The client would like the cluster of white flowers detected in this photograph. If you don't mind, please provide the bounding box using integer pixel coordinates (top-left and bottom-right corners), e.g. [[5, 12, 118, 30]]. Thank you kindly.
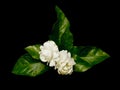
[[39, 40, 76, 75]]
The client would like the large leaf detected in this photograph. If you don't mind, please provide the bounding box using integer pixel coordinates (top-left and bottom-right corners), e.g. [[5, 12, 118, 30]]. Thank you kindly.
[[49, 6, 73, 51], [12, 53, 48, 77], [72, 46, 110, 72], [25, 44, 40, 60]]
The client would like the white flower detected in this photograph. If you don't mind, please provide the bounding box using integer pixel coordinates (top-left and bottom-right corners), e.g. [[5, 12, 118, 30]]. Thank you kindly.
[[39, 40, 76, 75], [55, 50, 76, 75], [39, 40, 59, 67]]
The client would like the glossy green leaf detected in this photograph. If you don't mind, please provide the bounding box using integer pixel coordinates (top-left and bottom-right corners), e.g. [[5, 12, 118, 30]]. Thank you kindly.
[[72, 46, 110, 72], [12, 53, 48, 77], [25, 44, 40, 60], [49, 6, 73, 51]]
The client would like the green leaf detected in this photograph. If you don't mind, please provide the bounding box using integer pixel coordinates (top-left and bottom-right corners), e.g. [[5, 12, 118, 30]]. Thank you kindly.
[[25, 44, 40, 60], [49, 6, 73, 51], [12, 53, 49, 77], [72, 46, 110, 72], [73, 55, 91, 72]]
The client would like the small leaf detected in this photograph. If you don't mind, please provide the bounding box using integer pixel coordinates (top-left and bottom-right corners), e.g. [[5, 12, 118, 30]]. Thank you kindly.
[[72, 46, 110, 72], [49, 6, 73, 51], [12, 53, 49, 77], [73, 55, 91, 72], [25, 44, 40, 60]]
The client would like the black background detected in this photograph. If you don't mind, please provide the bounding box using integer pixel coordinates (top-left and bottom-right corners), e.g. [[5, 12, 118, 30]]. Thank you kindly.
[[1, 0, 118, 88]]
